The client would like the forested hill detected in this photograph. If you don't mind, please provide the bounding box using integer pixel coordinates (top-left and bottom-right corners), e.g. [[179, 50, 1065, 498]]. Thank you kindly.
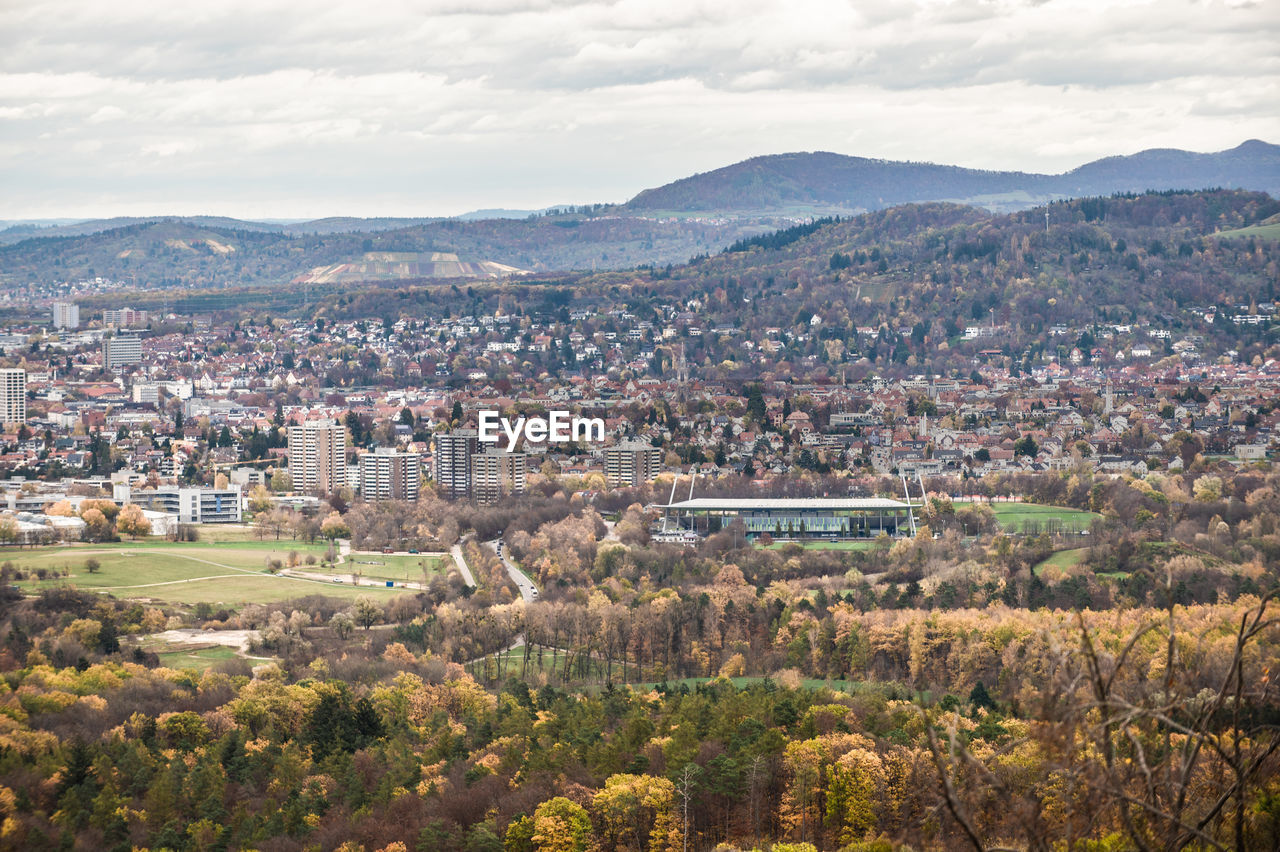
[[313, 190, 1280, 377], [512, 189, 1280, 377], [623, 140, 1280, 216]]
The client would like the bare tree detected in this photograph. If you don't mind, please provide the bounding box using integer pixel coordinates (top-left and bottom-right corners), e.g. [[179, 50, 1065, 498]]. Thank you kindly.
[[925, 584, 1279, 851], [676, 762, 701, 852]]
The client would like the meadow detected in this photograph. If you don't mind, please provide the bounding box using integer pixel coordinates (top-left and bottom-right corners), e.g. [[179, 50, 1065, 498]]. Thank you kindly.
[[2, 539, 416, 605], [971, 501, 1102, 533]]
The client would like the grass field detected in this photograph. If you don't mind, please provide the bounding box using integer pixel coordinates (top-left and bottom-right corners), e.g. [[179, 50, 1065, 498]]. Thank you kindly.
[[1033, 547, 1088, 577], [5, 541, 413, 606], [978, 502, 1102, 533], [156, 645, 241, 670], [346, 553, 447, 584], [1214, 222, 1280, 241]]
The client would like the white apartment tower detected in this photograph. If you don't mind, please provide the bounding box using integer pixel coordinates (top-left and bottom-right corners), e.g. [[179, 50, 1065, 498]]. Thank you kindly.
[[52, 302, 79, 329], [0, 369, 26, 425], [287, 420, 347, 495]]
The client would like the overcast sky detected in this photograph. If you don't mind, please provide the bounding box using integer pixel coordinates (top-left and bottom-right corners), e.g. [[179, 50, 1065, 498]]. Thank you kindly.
[[2, 0, 1277, 220]]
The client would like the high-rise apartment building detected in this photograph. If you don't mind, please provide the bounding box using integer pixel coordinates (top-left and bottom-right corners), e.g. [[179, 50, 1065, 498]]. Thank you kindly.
[[358, 448, 421, 502], [471, 449, 527, 504], [287, 420, 347, 495], [103, 334, 143, 372], [433, 429, 478, 499], [0, 369, 26, 425], [52, 302, 79, 329], [604, 441, 663, 487]]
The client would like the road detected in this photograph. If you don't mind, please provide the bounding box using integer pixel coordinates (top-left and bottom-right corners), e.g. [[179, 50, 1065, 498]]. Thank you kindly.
[[485, 539, 538, 603], [450, 544, 477, 588]]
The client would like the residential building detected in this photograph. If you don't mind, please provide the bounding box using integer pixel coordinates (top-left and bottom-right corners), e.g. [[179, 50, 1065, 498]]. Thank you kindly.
[[471, 449, 527, 504], [103, 307, 149, 328], [52, 302, 79, 329], [604, 441, 663, 487], [287, 420, 346, 495], [358, 447, 421, 502], [434, 429, 478, 499], [0, 369, 25, 425]]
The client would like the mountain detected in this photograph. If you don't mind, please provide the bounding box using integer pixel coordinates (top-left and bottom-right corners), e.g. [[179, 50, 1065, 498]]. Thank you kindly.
[[0, 215, 288, 245], [624, 140, 1280, 216], [4, 142, 1276, 293], [0, 215, 455, 245], [0, 214, 764, 292]]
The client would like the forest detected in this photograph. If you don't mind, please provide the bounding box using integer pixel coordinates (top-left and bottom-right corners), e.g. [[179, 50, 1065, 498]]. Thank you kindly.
[[1, 466, 1278, 850]]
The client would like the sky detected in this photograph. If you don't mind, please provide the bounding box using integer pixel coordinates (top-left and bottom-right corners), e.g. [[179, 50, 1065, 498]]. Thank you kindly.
[[2, 0, 1278, 220]]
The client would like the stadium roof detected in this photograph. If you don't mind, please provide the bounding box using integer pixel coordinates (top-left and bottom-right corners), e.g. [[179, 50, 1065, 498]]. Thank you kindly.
[[663, 497, 911, 511]]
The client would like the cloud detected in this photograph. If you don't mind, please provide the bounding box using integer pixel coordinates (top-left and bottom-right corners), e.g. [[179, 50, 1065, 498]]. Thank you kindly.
[[0, 0, 1277, 217]]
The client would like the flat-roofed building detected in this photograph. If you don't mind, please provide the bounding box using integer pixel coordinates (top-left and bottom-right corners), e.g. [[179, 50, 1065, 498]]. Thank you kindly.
[[103, 334, 142, 372], [52, 302, 79, 329], [287, 420, 346, 495], [103, 307, 148, 328], [358, 447, 421, 502], [604, 441, 662, 487], [125, 485, 243, 524], [471, 449, 527, 504], [434, 429, 479, 499], [0, 369, 25, 425]]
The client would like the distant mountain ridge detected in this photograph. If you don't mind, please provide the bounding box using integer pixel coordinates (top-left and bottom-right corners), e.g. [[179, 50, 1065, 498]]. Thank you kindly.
[[2, 141, 1277, 291], [623, 140, 1280, 215]]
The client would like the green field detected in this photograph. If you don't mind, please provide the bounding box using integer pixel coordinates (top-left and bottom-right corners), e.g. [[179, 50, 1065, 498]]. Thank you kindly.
[[346, 553, 447, 584], [1214, 222, 1280, 241], [4, 542, 413, 606], [1033, 547, 1088, 577], [980, 502, 1101, 533], [156, 645, 241, 670]]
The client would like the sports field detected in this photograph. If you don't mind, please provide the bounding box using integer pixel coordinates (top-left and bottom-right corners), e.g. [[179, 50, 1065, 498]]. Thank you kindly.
[[345, 552, 448, 584], [966, 501, 1101, 533], [3, 540, 414, 605]]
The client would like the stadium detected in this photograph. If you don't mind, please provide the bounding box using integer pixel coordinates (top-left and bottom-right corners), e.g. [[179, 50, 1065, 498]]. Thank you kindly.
[[659, 497, 918, 540]]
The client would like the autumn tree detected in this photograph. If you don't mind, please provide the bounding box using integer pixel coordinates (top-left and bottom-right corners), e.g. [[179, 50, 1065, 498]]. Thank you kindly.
[[116, 503, 152, 539], [353, 597, 382, 630], [320, 512, 350, 542], [248, 484, 273, 515], [592, 773, 678, 852], [80, 508, 112, 542]]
